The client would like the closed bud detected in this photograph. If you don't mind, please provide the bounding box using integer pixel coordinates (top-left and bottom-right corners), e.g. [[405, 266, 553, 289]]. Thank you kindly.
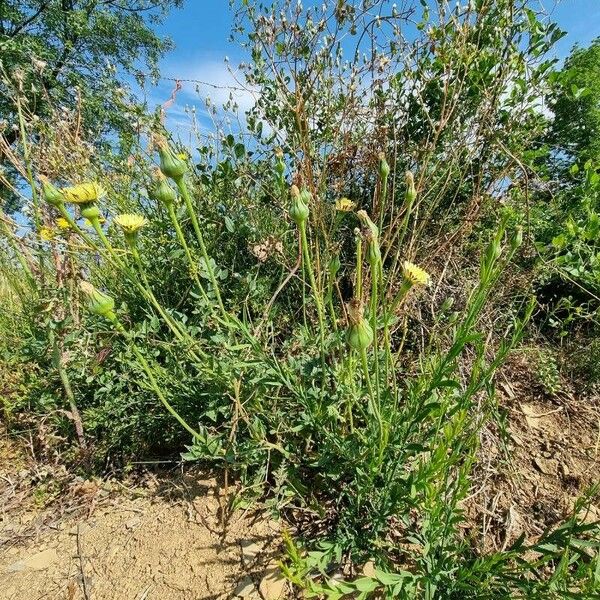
[[80, 204, 101, 221], [405, 171, 417, 203], [39, 176, 64, 207], [148, 169, 177, 206], [346, 299, 373, 351], [156, 136, 187, 181], [357, 210, 381, 268], [80, 281, 115, 318], [440, 296, 454, 313], [275, 148, 285, 177], [511, 226, 523, 251], [378, 152, 390, 180], [289, 186, 310, 226], [448, 311, 460, 325]]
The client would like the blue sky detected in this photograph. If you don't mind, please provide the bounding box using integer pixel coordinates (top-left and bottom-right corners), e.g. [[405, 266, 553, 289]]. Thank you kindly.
[[145, 0, 600, 136]]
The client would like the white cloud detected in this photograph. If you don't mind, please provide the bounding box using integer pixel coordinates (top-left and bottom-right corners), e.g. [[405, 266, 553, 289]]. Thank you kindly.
[[155, 57, 258, 134]]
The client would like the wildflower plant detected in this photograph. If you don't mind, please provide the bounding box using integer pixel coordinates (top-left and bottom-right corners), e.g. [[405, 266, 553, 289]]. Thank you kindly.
[[1, 1, 598, 598]]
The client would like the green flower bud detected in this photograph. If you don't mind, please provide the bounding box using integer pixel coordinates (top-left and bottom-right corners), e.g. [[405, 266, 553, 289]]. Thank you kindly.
[[80, 281, 115, 318], [80, 204, 101, 221], [289, 185, 310, 226], [346, 300, 373, 351], [511, 226, 523, 251], [378, 152, 390, 180], [328, 253, 341, 278], [347, 319, 374, 351], [357, 210, 381, 268], [275, 148, 285, 177], [156, 136, 187, 181], [405, 171, 417, 204], [148, 169, 177, 207], [39, 176, 64, 207]]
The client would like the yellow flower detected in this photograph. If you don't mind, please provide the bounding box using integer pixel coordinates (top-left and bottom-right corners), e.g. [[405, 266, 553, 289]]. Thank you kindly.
[[39, 226, 56, 241], [56, 217, 70, 230], [62, 182, 106, 204], [114, 213, 148, 234], [335, 197, 356, 212], [402, 261, 430, 286]]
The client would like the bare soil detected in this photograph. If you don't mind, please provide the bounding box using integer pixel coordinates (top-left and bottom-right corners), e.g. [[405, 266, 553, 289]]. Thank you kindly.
[[0, 446, 285, 600], [464, 354, 600, 552], [1, 355, 598, 599]]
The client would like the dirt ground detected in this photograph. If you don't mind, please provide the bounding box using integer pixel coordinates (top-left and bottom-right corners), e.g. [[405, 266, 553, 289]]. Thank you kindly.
[[0, 450, 287, 600], [464, 354, 600, 552], [1, 355, 598, 600]]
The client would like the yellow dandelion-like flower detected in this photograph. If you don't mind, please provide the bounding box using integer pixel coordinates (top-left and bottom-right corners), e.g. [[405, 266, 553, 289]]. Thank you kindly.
[[39, 226, 56, 241], [62, 182, 106, 204], [335, 197, 356, 212], [114, 213, 148, 234], [403, 261, 430, 286], [56, 217, 70, 230]]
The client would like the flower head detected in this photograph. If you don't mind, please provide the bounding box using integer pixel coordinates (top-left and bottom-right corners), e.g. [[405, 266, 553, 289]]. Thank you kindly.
[[62, 182, 106, 205], [39, 226, 56, 241], [80, 281, 115, 318], [56, 217, 70, 230], [335, 197, 356, 212], [402, 261, 430, 286], [114, 213, 148, 235]]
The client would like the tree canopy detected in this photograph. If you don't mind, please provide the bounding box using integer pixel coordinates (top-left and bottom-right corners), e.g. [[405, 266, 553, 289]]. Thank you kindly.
[[550, 36, 600, 166], [0, 0, 182, 208]]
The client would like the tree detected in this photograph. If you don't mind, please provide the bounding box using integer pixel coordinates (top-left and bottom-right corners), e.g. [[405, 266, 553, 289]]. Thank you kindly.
[[549, 37, 600, 167], [0, 0, 183, 208]]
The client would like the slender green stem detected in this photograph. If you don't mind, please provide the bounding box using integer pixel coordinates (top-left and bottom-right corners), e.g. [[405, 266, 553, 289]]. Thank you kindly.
[[109, 315, 201, 440], [166, 203, 210, 304], [378, 174, 388, 233], [175, 178, 226, 315], [355, 236, 363, 300], [59, 206, 192, 347], [50, 327, 85, 448], [370, 260, 381, 407], [359, 347, 374, 401], [299, 221, 326, 368], [360, 345, 386, 469]]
